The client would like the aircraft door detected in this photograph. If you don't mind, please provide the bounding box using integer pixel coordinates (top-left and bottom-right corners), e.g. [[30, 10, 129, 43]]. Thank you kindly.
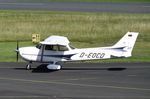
[[42, 45, 69, 62]]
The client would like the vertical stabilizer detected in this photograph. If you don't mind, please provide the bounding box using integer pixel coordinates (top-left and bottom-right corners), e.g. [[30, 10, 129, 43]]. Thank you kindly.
[[112, 32, 139, 57]]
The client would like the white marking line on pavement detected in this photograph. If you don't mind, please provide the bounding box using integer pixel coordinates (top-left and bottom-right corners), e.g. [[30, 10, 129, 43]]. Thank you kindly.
[[142, 6, 150, 8], [0, 96, 49, 98], [0, 77, 150, 91]]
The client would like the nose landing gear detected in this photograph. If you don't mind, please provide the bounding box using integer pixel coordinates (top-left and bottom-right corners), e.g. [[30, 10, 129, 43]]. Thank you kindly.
[[26, 62, 32, 70]]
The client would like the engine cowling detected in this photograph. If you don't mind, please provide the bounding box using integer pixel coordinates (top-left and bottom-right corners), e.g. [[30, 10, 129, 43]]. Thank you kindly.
[[47, 64, 61, 70]]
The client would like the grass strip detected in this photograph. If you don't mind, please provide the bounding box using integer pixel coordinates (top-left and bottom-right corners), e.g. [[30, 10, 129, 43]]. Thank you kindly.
[[0, 10, 149, 62], [16, 0, 150, 3]]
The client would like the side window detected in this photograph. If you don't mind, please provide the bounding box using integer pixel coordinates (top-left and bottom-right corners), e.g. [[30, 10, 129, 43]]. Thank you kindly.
[[52, 45, 58, 51], [44, 45, 68, 51], [58, 45, 68, 51], [45, 45, 58, 51]]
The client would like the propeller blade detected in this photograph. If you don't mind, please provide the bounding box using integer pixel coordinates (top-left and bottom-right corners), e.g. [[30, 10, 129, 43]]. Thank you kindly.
[[16, 40, 19, 62], [17, 51, 19, 62]]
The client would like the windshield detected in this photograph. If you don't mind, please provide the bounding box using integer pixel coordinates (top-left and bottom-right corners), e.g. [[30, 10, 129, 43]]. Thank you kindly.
[[36, 44, 42, 49]]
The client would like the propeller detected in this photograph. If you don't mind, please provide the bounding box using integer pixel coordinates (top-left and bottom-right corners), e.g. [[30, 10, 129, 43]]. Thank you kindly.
[[15, 40, 19, 62]]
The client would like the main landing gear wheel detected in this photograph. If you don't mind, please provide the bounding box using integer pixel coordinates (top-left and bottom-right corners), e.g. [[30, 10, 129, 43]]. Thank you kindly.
[[26, 64, 31, 70]]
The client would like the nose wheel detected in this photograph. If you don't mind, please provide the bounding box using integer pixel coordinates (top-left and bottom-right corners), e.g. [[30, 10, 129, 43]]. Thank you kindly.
[[26, 64, 31, 70], [26, 62, 32, 70]]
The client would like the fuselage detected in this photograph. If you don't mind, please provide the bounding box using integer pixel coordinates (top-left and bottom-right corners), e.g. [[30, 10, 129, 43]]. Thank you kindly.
[[18, 45, 126, 63]]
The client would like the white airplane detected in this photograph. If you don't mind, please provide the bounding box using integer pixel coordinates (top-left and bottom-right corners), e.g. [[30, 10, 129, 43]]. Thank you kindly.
[[16, 32, 138, 70]]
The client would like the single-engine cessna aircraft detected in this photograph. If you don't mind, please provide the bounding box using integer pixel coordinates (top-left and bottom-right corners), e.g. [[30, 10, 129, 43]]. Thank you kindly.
[[16, 32, 138, 70]]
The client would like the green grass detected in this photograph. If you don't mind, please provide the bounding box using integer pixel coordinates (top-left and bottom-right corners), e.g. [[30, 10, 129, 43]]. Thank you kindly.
[[0, 10, 150, 62], [16, 0, 150, 3], [0, 41, 34, 62]]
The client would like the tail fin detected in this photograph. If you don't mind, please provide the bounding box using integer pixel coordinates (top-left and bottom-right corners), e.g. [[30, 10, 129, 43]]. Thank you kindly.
[[112, 32, 139, 57]]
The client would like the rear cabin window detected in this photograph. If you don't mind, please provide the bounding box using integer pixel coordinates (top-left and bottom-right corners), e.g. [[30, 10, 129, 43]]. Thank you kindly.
[[58, 45, 68, 51], [45, 45, 68, 51]]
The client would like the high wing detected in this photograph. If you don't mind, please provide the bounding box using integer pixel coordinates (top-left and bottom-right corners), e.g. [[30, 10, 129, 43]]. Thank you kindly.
[[40, 35, 70, 46]]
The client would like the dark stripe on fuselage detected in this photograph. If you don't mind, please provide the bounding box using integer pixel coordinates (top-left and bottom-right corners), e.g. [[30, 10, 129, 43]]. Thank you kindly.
[[44, 54, 76, 60], [22, 53, 76, 60]]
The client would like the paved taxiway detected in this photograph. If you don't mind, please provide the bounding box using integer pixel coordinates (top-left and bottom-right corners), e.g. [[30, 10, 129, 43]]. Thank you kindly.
[[0, 62, 149, 99], [0, 1, 150, 13]]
